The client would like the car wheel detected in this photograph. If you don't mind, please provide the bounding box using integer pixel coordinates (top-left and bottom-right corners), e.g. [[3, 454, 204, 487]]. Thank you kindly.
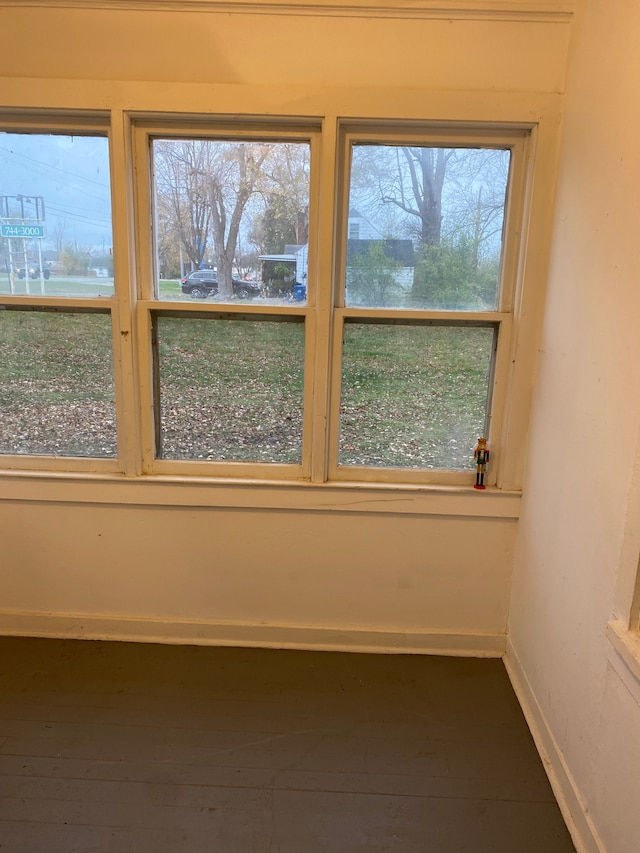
[[189, 285, 208, 299], [235, 285, 252, 299], [44, 270, 51, 279]]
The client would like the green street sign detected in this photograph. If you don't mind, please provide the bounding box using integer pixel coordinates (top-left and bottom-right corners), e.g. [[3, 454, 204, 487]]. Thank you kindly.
[[1, 224, 45, 238]]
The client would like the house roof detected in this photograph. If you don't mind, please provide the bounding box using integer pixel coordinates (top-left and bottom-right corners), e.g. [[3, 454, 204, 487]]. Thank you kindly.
[[258, 254, 296, 262]]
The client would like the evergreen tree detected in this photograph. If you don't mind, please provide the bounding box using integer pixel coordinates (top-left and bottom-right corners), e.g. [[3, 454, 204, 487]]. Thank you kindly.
[[346, 242, 403, 307], [412, 236, 500, 310]]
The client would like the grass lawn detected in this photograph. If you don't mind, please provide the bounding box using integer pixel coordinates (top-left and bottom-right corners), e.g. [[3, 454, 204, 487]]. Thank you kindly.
[[158, 279, 183, 300], [0, 275, 258, 302], [156, 317, 305, 463], [340, 324, 492, 469], [0, 274, 115, 299], [0, 311, 116, 457], [0, 308, 493, 469]]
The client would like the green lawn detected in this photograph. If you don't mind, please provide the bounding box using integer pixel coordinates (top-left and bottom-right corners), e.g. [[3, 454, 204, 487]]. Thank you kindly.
[[0, 274, 180, 300], [0, 309, 493, 468], [0, 311, 116, 457], [340, 324, 493, 469], [156, 317, 305, 463], [0, 275, 245, 302], [0, 274, 115, 299]]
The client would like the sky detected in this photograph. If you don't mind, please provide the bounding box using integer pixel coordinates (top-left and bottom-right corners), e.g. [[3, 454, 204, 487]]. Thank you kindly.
[[0, 133, 508, 261], [0, 132, 113, 253]]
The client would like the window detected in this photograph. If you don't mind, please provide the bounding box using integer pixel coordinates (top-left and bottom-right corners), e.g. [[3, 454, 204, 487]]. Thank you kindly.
[[154, 315, 305, 464], [0, 114, 531, 489], [134, 124, 316, 479], [329, 125, 525, 485], [337, 322, 496, 471], [0, 121, 117, 469]]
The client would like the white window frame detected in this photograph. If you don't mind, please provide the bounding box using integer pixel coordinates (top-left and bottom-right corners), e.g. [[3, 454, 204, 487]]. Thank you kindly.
[[607, 429, 640, 685], [0, 111, 538, 494], [327, 122, 530, 487], [0, 113, 123, 474], [131, 118, 322, 481]]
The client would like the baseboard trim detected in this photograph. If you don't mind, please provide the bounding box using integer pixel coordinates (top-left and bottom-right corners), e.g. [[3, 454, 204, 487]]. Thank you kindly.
[[0, 610, 506, 657], [504, 639, 606, 853]]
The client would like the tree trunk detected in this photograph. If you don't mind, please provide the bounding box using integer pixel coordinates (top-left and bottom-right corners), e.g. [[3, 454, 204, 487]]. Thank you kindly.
[[416, 148, 446, 245], [209, 145, 270, 299]]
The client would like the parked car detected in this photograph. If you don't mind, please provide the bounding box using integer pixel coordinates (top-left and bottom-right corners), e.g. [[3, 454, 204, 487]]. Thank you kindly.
[[16, 265, 51, 280], [180, 270, 260, 300]]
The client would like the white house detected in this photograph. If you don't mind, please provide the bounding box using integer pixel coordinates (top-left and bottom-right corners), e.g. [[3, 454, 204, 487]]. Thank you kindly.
[[259, 209, 413, 296]]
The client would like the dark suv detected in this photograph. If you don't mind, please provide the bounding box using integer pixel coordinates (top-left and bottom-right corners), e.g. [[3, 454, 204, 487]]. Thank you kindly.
[[180, 270, 260, 300], [17, 265, 51, 280]]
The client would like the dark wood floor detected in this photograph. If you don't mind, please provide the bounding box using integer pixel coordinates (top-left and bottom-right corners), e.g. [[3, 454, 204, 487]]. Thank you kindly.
[[0, 637, 576, 853]]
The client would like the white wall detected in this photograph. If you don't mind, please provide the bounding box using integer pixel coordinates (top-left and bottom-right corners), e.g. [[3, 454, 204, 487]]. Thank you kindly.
[[0, 4, 570, 92], [0, 2, 569, 652], [0, 500, 515, 651], [507, 2, 640, 851], [6, 4, 640, 848]]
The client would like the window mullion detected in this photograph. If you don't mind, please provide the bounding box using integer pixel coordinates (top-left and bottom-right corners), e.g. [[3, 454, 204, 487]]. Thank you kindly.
[[308, 115, 338, 484], [136, 305, 156, 473], [326, 313, 345, 478], [110, 109, 143, 476]]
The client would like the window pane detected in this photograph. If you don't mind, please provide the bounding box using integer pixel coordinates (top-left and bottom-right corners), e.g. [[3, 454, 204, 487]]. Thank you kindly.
[[156, 317, 304, 463], [0, 133, 113, 297], [346, 145, 510, 310], [0, 310, 116, 456], [339, 324, 495, 469], [152, 139, 310, 305]]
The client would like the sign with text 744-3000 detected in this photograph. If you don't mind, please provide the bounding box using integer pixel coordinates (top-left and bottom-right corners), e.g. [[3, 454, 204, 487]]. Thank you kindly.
[[1, 224, 45, 238]]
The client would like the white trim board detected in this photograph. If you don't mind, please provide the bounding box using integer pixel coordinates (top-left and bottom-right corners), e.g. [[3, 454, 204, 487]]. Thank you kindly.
[[0, 1, 575, 24], [0, 610, 506, 657], [504, 639, 606, 853], [607, 619, 640, 689], [0, 473, 522, 518]]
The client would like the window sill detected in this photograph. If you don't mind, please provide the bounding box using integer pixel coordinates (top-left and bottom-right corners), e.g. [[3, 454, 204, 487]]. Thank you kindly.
[[0, 470, 521, 518], [607, 620, 640, 687]]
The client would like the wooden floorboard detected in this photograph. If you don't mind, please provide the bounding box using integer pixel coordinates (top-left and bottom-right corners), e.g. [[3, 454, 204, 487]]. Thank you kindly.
[[0, 637, 576, 852]]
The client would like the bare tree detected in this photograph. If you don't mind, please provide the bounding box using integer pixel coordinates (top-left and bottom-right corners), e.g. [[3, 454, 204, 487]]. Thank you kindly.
[[440, 149, 510, 267], [349, 144, 510, 310], [351, 145, 508, 255], [50, 218, 67, 254], [395, 147, 452, 244], [153, 139, 310, 294], [203, 143, 272, 297], [261, 143, 310, 244], [248, 144, 310, 260], [153, 141, 212, 270], [352, 146, 455, 246]]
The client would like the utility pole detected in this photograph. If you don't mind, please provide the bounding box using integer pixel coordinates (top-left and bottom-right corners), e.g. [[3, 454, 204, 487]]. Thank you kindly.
[[0, 194, 47, 294]]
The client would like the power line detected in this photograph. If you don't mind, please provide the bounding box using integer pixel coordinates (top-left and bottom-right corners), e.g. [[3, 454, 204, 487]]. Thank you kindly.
[[0, 142, 109, 188], [46, 203, 111, 227], [0, 200, 111, 229], [0, 148, 111, 206]]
